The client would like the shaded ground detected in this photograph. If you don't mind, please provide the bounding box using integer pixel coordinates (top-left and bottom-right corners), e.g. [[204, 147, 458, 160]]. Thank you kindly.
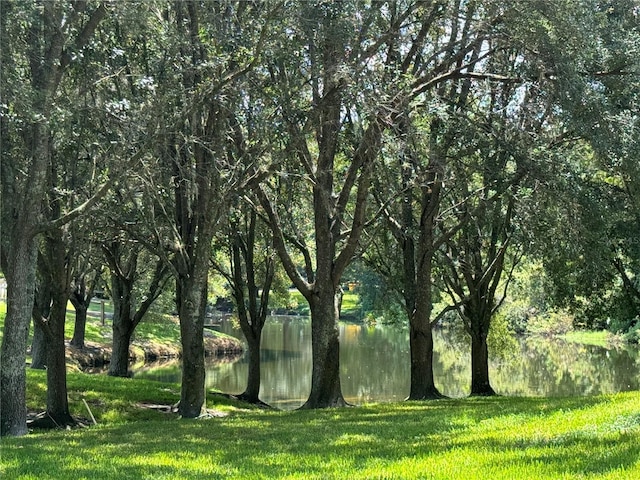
[[27, 331, 244, 430]]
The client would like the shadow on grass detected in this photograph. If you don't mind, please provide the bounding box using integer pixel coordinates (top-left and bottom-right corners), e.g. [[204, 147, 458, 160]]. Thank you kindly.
[[7, 392, 639, 479]]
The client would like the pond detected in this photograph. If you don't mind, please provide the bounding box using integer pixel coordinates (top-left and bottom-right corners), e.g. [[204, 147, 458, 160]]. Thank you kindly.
[[133, 316, 640, 409]]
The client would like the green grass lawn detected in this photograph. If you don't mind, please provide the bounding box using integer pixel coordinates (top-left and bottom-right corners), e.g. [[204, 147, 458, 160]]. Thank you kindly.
[[2, 300, 639, 478], [2, 369, 639, 479], [284, 289, 361, 318], [559, 330, 620, 348]]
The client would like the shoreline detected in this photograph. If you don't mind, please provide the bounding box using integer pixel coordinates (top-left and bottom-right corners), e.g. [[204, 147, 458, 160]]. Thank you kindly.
[[65, 330, 244, 370]]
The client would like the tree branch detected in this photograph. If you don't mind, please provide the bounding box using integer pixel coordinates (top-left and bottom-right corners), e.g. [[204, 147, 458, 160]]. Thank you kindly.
[[256, 185, 312, 298]]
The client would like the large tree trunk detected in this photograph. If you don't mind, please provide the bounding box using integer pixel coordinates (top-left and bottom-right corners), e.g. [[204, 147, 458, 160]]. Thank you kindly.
[[69, 305, 88, 349], [177, 280, 207, 418], [239, 331, 262, 403], [30, 321, 47, 369], [469, 321, 495, 396], [408, 224, 444, 398], [301, 289, 346, 409], [44, 301, 74, 427], [109, 323, 134, 377], [408, 320, 441, 400], [0, 239, 38, 437], [1, 103, 49, 436], [405, 200, 443, 399], [0, 1, 106, 437], [42, 233, 75, 427]]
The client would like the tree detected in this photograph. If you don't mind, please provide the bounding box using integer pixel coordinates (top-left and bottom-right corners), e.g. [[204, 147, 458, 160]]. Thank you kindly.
[[555, 1, 640, 335], [0, 0, 108, 436], [505, 0, 640, 338], [214, 205, 275, 405], [365, 0, 522, 400], [257, 2, 383, 408], [438, 39, 560, 396], [69, 264, 103, 349], [258, 1, 480, 408], [119, 0, 278, 418], [103, 237, 170, 377]]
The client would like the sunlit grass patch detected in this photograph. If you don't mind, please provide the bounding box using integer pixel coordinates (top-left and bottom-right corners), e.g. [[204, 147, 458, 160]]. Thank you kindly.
[[560, 330, 620, 348], [5, 369, 640, 479]]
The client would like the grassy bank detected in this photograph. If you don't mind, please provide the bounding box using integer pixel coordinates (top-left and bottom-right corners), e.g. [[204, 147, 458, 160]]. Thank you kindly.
[[275, 290, 361, 319], [0, 304, 242, 369], [2, 369, 639, 479], [559, 330, 623, 348]]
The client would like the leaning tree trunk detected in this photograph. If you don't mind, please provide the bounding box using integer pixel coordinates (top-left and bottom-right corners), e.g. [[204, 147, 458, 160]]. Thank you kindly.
[[469, 318, 496, 396], [301, 288, 347, 409]]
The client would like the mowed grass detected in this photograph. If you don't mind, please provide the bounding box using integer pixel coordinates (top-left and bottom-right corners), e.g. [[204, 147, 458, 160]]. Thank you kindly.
[[560, 330, 620, 348], [2, 369, 639, 479], [285, 290, 361, 318]]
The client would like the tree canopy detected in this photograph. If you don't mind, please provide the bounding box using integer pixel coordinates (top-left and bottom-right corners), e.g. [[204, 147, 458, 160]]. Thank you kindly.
[[1, 0, 639, 436]]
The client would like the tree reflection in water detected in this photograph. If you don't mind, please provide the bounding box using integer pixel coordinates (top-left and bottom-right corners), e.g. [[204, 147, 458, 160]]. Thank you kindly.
[[133, 317, 640, 409]]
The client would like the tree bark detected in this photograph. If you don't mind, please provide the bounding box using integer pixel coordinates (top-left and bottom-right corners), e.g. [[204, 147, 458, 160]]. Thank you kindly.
[[0, 239, 38, 436], [31, 267, 52, 368], [70, 271, 98, 349], [69, 304, 88, 349], [177, 279, 207, 418], [107, 268, 134, 377], [239, 332, 262, 403], [469, 326, 495, 396], [109, 323, 133, 377], [105, 246, 169, 377], [408, 321, 441, 400], [30, 320, 47, 369], [42, 232, 75, 426], [226, 210, 274, 405], [301, 289, 347, 409], [0, 0, 107, 437]]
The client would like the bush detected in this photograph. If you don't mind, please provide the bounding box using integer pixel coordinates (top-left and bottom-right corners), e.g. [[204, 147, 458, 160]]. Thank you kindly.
[[526, 308, 574, 335]]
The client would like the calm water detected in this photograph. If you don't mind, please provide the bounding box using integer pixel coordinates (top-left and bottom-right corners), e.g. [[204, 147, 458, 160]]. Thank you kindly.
[[134, 316, 640, 409]]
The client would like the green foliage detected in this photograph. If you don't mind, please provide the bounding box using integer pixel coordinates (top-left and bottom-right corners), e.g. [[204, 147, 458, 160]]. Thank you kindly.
[[499, 260, 577, 336], [500, 260, 555, 334], [526, 309, 575, 336], [623, 322, 640, 344], [487, 312, 518, 361], [348, 262, 403, 323]]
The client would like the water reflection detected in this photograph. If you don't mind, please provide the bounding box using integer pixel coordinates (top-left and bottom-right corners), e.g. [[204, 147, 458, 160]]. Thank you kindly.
[[133, 316, 640, 409]]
